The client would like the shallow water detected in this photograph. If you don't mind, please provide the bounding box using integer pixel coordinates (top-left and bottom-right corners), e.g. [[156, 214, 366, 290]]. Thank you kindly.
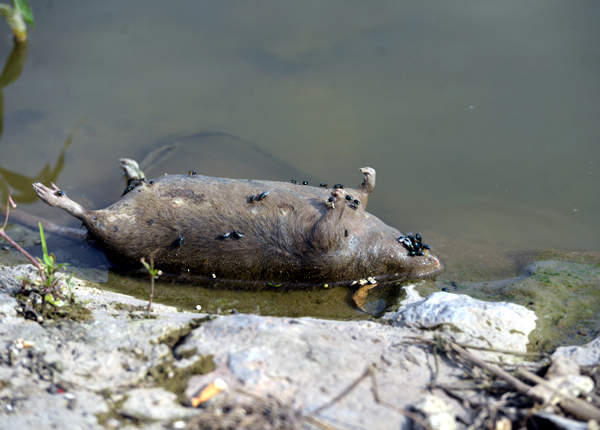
[[0, 2, 599, 320]]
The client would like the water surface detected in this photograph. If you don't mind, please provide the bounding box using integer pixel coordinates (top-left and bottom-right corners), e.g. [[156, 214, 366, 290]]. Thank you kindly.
[[0, 1, 598, 316]]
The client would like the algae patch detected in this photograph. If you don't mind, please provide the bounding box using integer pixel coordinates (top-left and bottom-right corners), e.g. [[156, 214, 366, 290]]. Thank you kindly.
[[148, 354, 215, 405], [15, 292, 92, 323], [435, 260, 600, 352], [149, 319, 216, 403]]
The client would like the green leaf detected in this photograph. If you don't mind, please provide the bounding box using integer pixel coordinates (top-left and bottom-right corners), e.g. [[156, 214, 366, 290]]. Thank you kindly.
[[38, 222, 48, 257], [44, 293, 62, 307], [43, 253, 53, 267], [12, 0, 33, 29]]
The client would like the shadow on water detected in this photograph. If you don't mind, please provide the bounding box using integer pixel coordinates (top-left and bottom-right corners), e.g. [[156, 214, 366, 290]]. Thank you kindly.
[[134, 131, 321, 185]]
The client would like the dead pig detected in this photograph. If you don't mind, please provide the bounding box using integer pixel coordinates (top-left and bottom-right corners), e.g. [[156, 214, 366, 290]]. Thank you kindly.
[[32, 163, 442, 287]]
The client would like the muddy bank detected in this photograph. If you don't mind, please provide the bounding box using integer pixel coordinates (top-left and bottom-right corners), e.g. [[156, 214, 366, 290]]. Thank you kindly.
[[1, 258, 600, 429]]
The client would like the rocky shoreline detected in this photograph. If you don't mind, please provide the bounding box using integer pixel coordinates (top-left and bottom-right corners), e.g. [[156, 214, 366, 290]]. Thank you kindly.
[[1, 264, 600, 430]]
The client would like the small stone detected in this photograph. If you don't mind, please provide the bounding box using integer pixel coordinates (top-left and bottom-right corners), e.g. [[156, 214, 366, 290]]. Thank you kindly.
[[104, 418, 121, 429], [110, 393, 124, 403], [121, 387, 195, 421], [413, 395, 458, 430]]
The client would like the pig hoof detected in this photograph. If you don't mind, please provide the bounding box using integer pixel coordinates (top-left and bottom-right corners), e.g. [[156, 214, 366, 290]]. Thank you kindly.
[[326, 188, 346, 209], [119, 158, 146, 183], [33, 182, 60, 206], [360, 167, 375, 180], [357, 167, 376, 203], [32, 182, 86, 219]]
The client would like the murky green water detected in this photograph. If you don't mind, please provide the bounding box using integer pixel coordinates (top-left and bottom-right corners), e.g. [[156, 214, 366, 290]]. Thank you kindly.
[[0, 2, 599, 324]]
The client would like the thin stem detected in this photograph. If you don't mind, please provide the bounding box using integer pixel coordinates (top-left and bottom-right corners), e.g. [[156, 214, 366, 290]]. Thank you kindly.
[[0, 5, 28, 43], [0, 229, 45, 282], [2, 189, 16, 230], [1, 190, 46, 283], [146, 257, 154, 318]]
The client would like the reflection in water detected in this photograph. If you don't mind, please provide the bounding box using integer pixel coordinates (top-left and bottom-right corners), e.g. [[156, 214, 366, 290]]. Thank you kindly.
[[0, 119, 83, 205], [0, 41, 27, 138], [0, 41, 86, 205]]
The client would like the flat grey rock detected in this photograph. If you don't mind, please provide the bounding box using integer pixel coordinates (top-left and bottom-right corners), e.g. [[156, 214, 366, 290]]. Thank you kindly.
[[0, 264, 40, 295], [177, 313, 466, 429], [0, 390, 108, 430]]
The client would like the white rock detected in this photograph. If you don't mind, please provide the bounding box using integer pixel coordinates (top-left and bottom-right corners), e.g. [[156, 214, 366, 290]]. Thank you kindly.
[[552, 336, 600, 367], [387, 291, 537, 363], [397, 284, 424, 310]]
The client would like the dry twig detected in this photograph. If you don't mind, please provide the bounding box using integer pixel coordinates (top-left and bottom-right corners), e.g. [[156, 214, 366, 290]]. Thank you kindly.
[[412, 334, 600, 424]]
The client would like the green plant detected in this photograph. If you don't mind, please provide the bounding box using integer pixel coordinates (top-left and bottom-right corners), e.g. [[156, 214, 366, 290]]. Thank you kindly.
[[140, 256, 162, 318], [0, 0, 33, 43], [37, 222, 74, 304], [17, 222, 75, 313], [1, 191, 75, 316]]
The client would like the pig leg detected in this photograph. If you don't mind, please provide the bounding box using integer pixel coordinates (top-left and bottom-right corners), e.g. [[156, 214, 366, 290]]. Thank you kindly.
[[32, 182, 87, 222], [355, 167, 375, 209], [309, 188, 347, 252]]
